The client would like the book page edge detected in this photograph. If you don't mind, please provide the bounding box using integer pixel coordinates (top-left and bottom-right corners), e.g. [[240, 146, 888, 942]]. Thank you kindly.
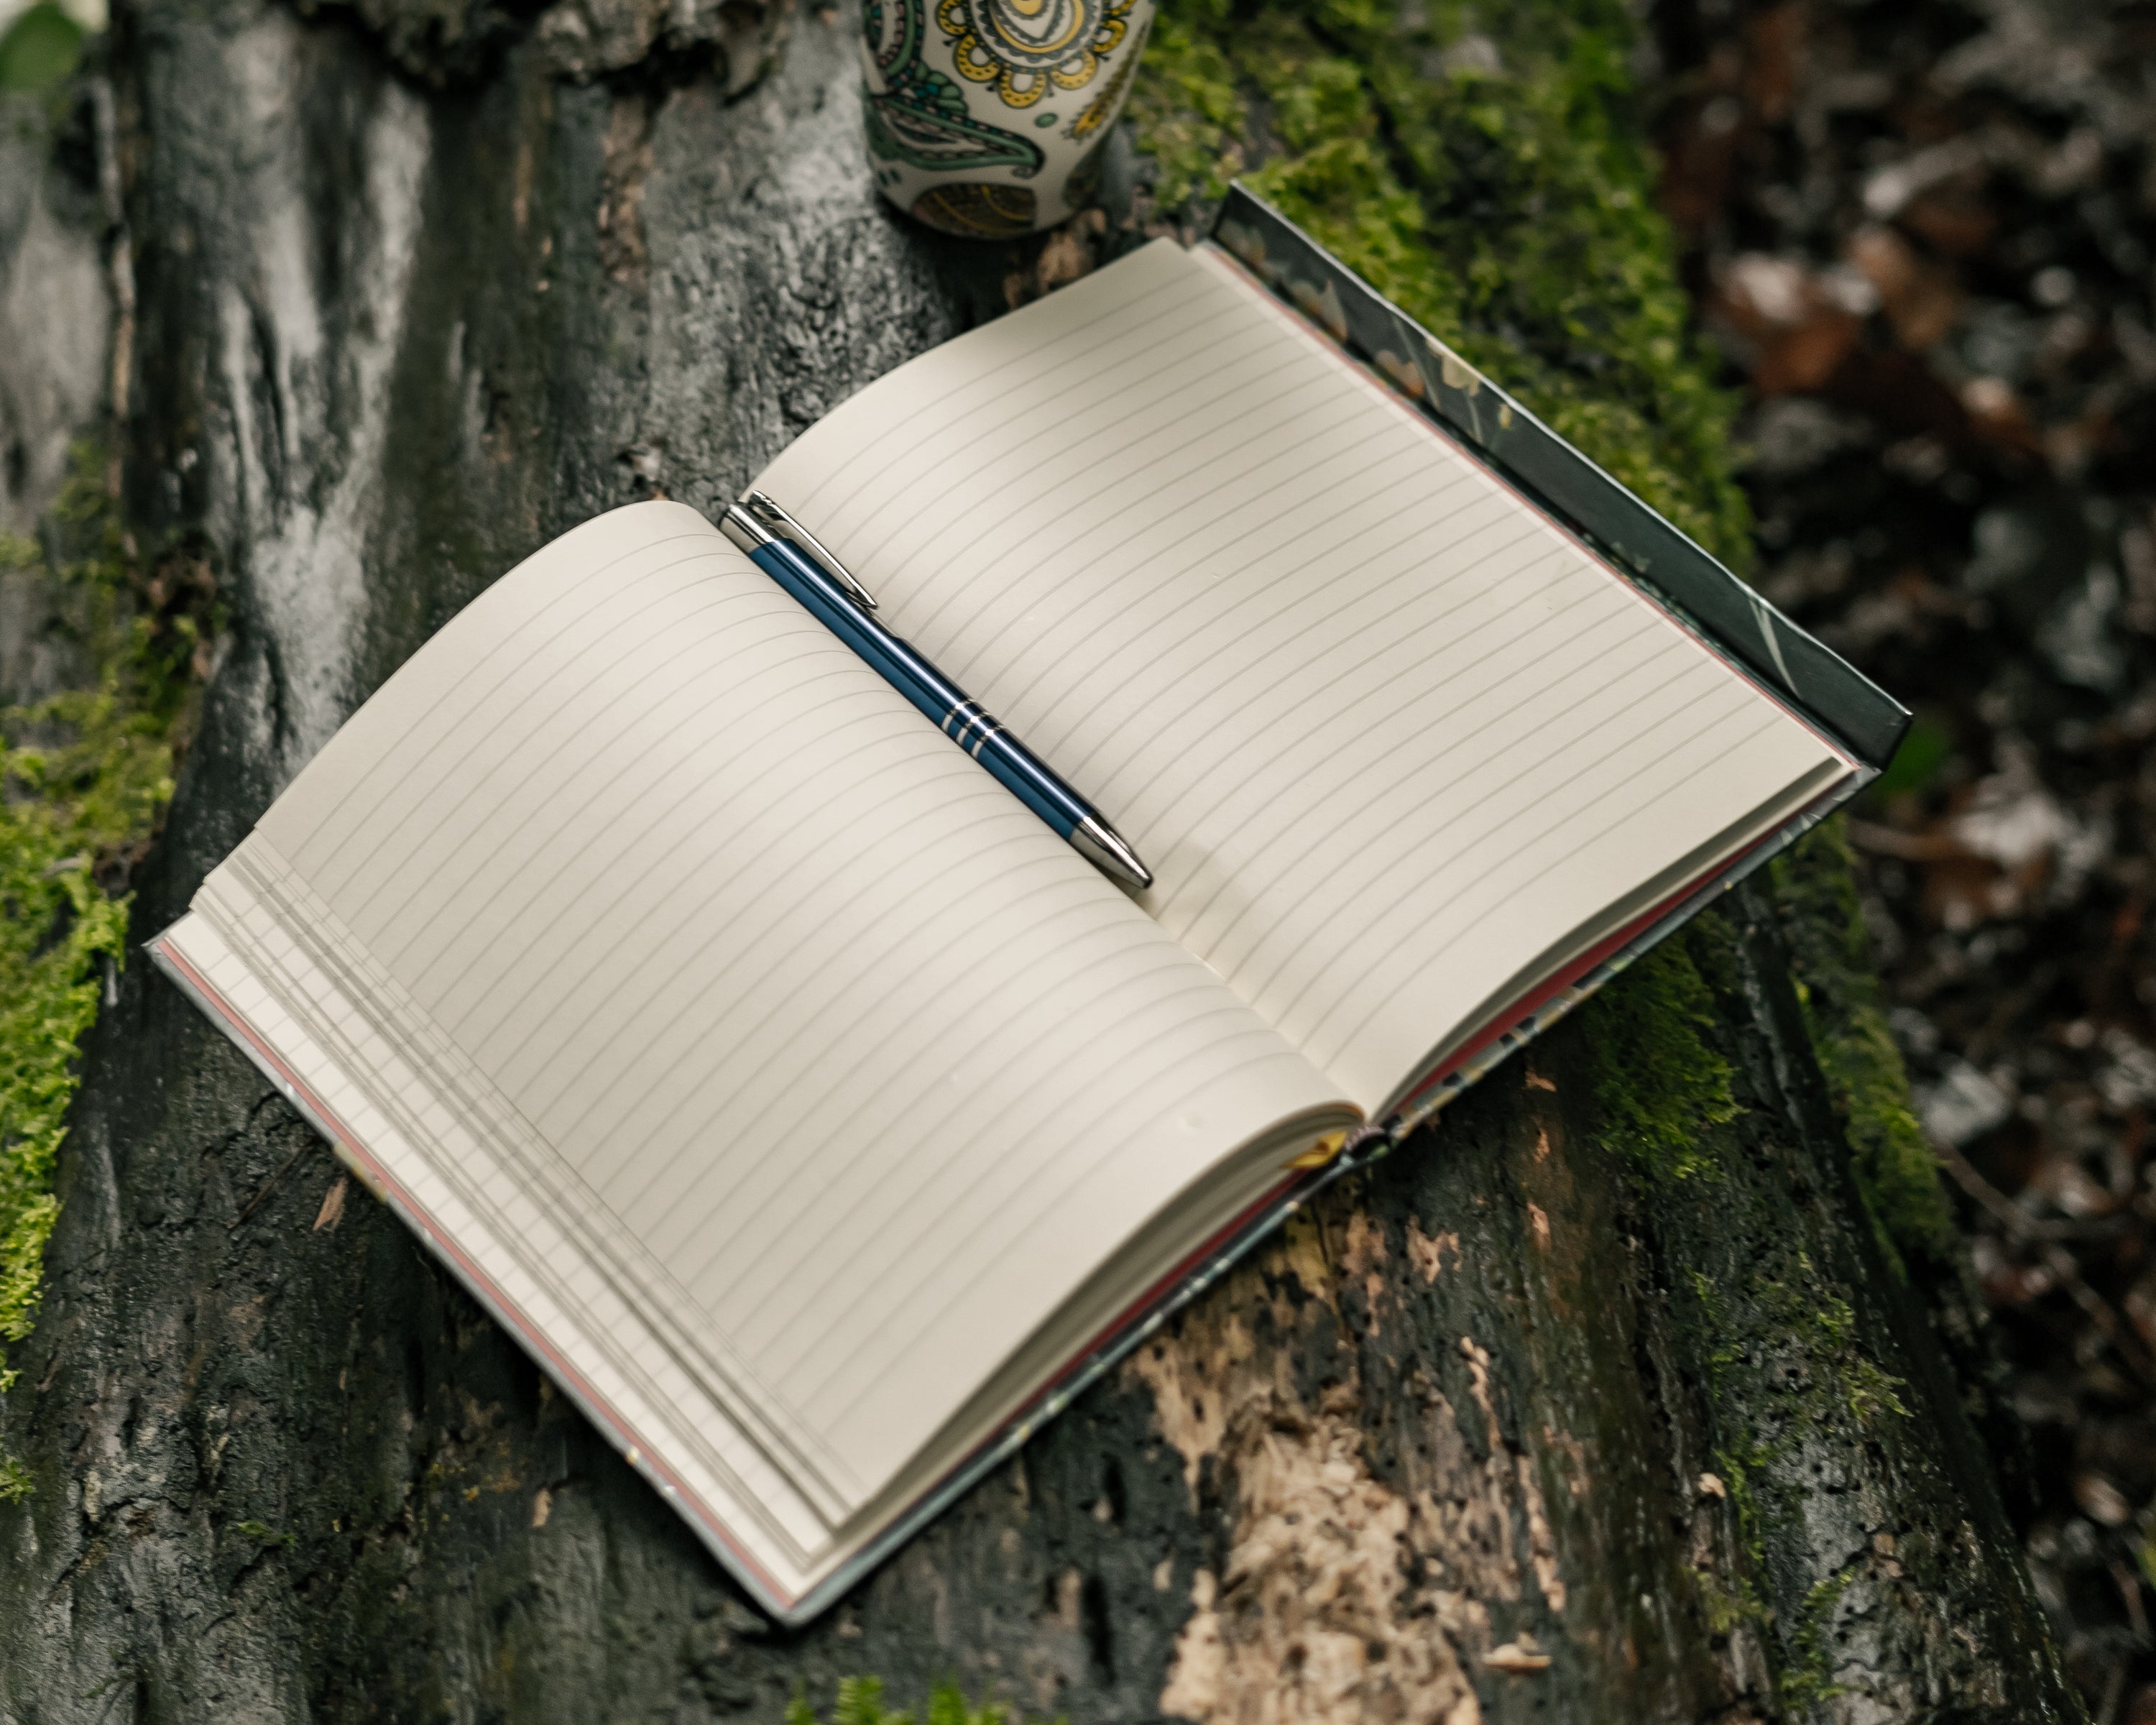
[[1382, 765, 1875, 1134], [145, 914, 826, 1624]]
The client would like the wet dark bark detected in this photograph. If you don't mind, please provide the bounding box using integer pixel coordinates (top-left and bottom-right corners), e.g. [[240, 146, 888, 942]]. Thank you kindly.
[[0, 3, 2086, 1719]]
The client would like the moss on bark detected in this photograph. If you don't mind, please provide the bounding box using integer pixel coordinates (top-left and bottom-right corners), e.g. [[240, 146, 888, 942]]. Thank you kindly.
[[0, 446, 206, 1404], [1773, 822, 1958, 1272], [1578, 938, 1739, 1184], [783, 1676, 1038, 1725], [1130, 0, 1751, 563]]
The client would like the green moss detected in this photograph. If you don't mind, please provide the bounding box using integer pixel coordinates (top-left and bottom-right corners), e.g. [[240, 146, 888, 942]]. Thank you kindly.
[[785, 1678, 1036, 1725], [0, 2, 85, 93], [1772, 822, 1955, 1271], [1760, 1260, 1909, 1430], [1681, 1255, 1904, 1700], [1695, 1430, 1774, 1634], [1126, 7, 1244, 209], [1129, 0, 1753, 565], [1692, 1256, 1907, 1438], [1778, 1566, 1858, 1709], [1685, 1251, 1905, 1690], [1710, 1435, 1772, 1571], [1577, 937, 1738, 1182], [1684, 1223, 1909, 1698], [1696, 1563, 1769, 1639], [0, 445, 210, 1400]]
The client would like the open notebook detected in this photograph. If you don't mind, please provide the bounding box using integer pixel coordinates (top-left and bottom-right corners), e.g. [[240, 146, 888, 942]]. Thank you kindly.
[[151, 190, 1901, 1623]]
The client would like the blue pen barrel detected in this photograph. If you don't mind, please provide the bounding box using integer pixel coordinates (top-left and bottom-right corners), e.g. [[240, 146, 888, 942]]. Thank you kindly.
[[748, 540, 931, 719], [747, 539, 1084, 840], [957, 712, 1089, 837]]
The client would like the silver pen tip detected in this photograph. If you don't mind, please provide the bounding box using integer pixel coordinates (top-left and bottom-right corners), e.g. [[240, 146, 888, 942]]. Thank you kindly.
[[1072, 815, 1153, 891]]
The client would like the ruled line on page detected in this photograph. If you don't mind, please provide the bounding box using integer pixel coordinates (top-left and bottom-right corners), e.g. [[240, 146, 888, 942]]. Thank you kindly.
[[1147, 608, 1685, 957], [272, 527, 724, 889], [357, 577, 816, 967], [827, 289, 1256, 550], [178, 865, 854, 1552], [704, 964, 1294, 1381], [835, 322, 1377, 646], [322, 553, 769, 929], [1311, 704, 1800, 1062], [1240, 674, 1768, 1028], [847, 324, 1367, 599], [1039, 500, 1570, 781], [789, 1031, 1314, 1426], [419, 656, 946, 1054], [206, 847, 868, 1509], [788, 242, 1214, 527]]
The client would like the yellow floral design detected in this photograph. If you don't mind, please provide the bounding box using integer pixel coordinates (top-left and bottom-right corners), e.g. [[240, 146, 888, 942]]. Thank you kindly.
[[1067, 11, 1145, 139], [936, 0, 1134, 109]]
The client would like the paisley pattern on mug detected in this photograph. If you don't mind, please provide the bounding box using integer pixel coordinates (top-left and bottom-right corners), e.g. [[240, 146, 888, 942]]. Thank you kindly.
[[859, 0, 1151, 234], [936, 0, 1135, 109], [909, 180, 1040, 237], [864, 0, 1046, 176], [1066, 9, 1145, 139]]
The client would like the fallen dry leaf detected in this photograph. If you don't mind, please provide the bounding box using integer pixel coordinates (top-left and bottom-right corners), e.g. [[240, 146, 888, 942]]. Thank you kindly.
[[313, 1174, 349, 1231], [1483, 1637, 1552, 1675]]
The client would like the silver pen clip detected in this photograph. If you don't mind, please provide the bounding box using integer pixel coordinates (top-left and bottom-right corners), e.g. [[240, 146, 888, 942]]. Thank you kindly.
[[740, 490, 877, 610]]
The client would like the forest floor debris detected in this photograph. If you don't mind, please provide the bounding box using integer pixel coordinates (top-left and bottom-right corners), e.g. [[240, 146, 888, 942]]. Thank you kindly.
[[1650, 0, 2156, 1712]]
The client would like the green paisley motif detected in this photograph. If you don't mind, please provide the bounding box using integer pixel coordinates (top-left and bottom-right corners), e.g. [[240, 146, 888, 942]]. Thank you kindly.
[[863, 0, 1045, 176]]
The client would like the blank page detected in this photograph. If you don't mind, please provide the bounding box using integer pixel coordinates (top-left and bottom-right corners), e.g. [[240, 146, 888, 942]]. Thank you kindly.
[[181, 501, 1343, 1548], [755, 241, 1852, 1112]]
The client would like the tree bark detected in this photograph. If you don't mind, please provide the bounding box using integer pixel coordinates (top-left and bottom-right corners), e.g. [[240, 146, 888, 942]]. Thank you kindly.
[[0, 1, 2086, 1719]]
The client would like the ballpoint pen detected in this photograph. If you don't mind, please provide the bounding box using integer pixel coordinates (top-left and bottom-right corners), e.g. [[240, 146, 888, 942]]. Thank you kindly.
[[718, 490, 1153, 891]]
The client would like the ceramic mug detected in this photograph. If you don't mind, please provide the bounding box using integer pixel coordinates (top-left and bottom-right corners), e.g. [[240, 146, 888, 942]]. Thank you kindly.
[[862, 0, 1153, 238]]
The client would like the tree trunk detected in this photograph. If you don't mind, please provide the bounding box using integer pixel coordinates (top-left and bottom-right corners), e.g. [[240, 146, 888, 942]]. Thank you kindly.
[[0, 0, 2086, 1719]]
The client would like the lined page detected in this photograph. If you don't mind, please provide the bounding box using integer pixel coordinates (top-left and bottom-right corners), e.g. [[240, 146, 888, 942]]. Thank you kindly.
[[236, 501, 1345, 1512], [755, 240, 1851, 1110], [154, 901, 840, 1601]]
